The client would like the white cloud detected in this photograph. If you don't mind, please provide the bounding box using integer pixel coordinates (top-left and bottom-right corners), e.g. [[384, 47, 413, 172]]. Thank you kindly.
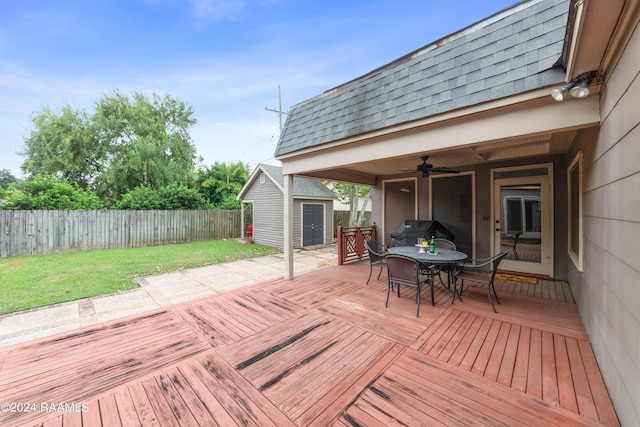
[[189, 0, 245, 19]]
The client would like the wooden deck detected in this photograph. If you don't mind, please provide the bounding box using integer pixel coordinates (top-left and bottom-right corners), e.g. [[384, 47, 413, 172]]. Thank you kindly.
[[0, 262, 619, 426]]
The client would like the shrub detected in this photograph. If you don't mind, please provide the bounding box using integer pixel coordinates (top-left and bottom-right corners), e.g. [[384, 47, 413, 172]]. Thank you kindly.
[[0, 175, 103, 209]]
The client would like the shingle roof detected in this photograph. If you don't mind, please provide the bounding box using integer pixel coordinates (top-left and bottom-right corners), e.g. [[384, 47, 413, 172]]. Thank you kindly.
[[257, 164, 336, 199], [275, 0, 569, 157]]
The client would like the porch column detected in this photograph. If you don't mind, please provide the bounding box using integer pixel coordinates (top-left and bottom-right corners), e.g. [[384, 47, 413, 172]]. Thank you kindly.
[[284, 173, 294, 279]]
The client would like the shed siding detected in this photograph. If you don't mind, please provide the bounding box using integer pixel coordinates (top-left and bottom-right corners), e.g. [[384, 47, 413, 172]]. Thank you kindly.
[[242, 176, 335, 251], [243, 176, 284, 249], [568, 13, 640, 426]]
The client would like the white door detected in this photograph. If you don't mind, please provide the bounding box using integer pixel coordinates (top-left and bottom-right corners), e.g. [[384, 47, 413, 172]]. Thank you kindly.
[[492, 166, 553, 277]]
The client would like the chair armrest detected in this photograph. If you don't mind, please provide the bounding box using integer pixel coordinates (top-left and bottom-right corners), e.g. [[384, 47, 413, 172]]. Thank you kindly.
[[459, 257, 493, 269], [456, 269, 491, 282]]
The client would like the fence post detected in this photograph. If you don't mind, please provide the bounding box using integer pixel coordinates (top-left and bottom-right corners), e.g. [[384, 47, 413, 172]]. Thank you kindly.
[[356, 227, 364, 259]]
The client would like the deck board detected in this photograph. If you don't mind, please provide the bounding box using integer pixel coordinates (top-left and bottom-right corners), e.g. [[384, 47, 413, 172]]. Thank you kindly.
[[0, 261, 619, 426]]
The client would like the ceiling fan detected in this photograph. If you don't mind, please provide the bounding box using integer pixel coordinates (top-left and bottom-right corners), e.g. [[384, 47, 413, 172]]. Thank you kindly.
[[416, 155, 460, 177]]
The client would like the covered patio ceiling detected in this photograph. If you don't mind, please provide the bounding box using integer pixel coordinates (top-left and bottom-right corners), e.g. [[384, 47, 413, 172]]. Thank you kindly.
[[280, 91, 600, 185], [311, 127, 586, 181]]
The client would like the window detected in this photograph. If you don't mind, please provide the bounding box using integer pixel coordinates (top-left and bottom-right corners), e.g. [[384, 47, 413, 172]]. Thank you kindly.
[[259, 173, 266, 184], [568, 152, 583, 271]]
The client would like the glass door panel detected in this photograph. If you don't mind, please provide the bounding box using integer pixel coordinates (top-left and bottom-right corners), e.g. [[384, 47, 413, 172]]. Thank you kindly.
[[493, 168, 552, 277]]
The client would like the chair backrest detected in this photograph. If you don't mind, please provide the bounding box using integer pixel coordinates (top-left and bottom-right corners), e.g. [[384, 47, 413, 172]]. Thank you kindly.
[[364, 239, 385, 263], [385, 254, 420, 286], [434, 238, 456, 251], [460, 251, 509, 282], [513, 232, 522, 244]]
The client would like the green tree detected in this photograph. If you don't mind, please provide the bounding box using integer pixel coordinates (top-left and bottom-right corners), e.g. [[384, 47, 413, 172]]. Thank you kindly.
[[93, 91, 199, 200], [20, 90, 199, 201], [116, 184, 210, 210], [157, 184, 209, 210], [0, 175, 103, 210], [195, 161, 249, 208], [0, 169, 18, 189], [20, 106, 99, 189], [114, 186, 162, 210], [331, 183, 371, 226]]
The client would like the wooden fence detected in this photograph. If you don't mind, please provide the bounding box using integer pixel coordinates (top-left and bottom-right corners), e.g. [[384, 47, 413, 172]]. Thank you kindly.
[[0, 210, 250, 258], [333, 211, 372, 237]]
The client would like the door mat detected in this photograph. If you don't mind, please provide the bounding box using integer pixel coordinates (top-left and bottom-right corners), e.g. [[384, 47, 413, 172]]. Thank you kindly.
[[495, 273, 538, 284]]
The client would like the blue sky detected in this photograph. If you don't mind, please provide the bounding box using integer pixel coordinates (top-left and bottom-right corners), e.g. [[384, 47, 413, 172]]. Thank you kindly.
[[1, 0, 518, 178]]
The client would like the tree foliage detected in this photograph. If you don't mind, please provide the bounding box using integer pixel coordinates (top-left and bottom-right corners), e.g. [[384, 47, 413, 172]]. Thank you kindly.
[[20, 91, 199, 201], [1, 175, 103, 210], [195, 161, 250, 209], [20, 106, 98, 189], [93, 91, 199, 199], [331, 183, 371, 226], [0, 169, 18, 190], [115, 184, 210, 210], [13, 90, 254, 211]]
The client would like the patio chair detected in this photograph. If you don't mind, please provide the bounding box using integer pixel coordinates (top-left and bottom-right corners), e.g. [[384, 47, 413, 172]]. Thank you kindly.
[[456, 251, 508, 313], [364, 239, 386, 285], [385, 254, 434, 317], [500, 231, 522, 260], [419, 238, 458, 288]]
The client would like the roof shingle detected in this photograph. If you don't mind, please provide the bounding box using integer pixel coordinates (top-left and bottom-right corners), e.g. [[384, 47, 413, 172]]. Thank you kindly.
[[275, 0, 569, 158]]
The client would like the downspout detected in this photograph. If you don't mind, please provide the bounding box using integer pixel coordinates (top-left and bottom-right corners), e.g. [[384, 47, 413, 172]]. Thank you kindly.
[[565, 0, 586, 79]]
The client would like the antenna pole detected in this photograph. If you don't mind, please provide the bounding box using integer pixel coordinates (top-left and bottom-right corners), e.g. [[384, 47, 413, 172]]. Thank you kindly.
[[265, 85, 287, 132]]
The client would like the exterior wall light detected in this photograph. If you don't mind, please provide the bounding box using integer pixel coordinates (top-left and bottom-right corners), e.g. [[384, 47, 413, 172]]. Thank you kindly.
[[551, 71, 597, 102]]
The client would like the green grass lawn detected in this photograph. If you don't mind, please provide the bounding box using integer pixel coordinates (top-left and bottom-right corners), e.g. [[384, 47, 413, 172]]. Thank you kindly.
[[0, 240, 277, 315]]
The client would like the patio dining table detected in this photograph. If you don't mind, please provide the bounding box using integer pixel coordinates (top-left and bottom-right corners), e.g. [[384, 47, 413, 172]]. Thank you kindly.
[[387, 245, 468, 303]]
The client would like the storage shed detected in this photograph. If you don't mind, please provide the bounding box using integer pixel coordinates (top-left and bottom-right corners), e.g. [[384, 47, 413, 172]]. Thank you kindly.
[[237, 164, 336, 250]]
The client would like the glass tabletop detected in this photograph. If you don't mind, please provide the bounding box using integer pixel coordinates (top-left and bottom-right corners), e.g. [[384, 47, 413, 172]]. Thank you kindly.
[[387, 246, 468, 263]]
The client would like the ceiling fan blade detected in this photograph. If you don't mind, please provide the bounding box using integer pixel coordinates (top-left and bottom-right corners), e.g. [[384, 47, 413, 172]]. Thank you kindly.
[[415, 154, 459, 177], [429, 167, 460, 174]]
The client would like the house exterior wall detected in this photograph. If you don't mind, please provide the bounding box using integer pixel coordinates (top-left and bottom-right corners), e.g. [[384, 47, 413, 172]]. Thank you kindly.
[[567, 12, 640, 425], [373, 155, 569, 278], [243, 176, 285, 249]]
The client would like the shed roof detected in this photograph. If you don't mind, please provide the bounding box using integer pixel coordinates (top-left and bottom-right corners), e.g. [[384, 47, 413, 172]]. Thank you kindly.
[[275, 0, 569, 158], [238, 163, 337, 200]]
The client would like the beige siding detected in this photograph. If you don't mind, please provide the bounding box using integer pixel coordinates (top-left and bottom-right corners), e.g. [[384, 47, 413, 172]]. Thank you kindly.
[[568, 14, 640, 426]]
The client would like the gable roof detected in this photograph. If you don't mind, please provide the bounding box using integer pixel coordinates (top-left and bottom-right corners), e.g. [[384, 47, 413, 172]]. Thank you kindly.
[[237, 163, 337, 200], [275, 0, 569, 158]]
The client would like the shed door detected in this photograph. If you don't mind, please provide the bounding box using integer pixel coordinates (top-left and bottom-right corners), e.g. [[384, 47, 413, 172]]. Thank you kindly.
[[302, 204, 324, 246]]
